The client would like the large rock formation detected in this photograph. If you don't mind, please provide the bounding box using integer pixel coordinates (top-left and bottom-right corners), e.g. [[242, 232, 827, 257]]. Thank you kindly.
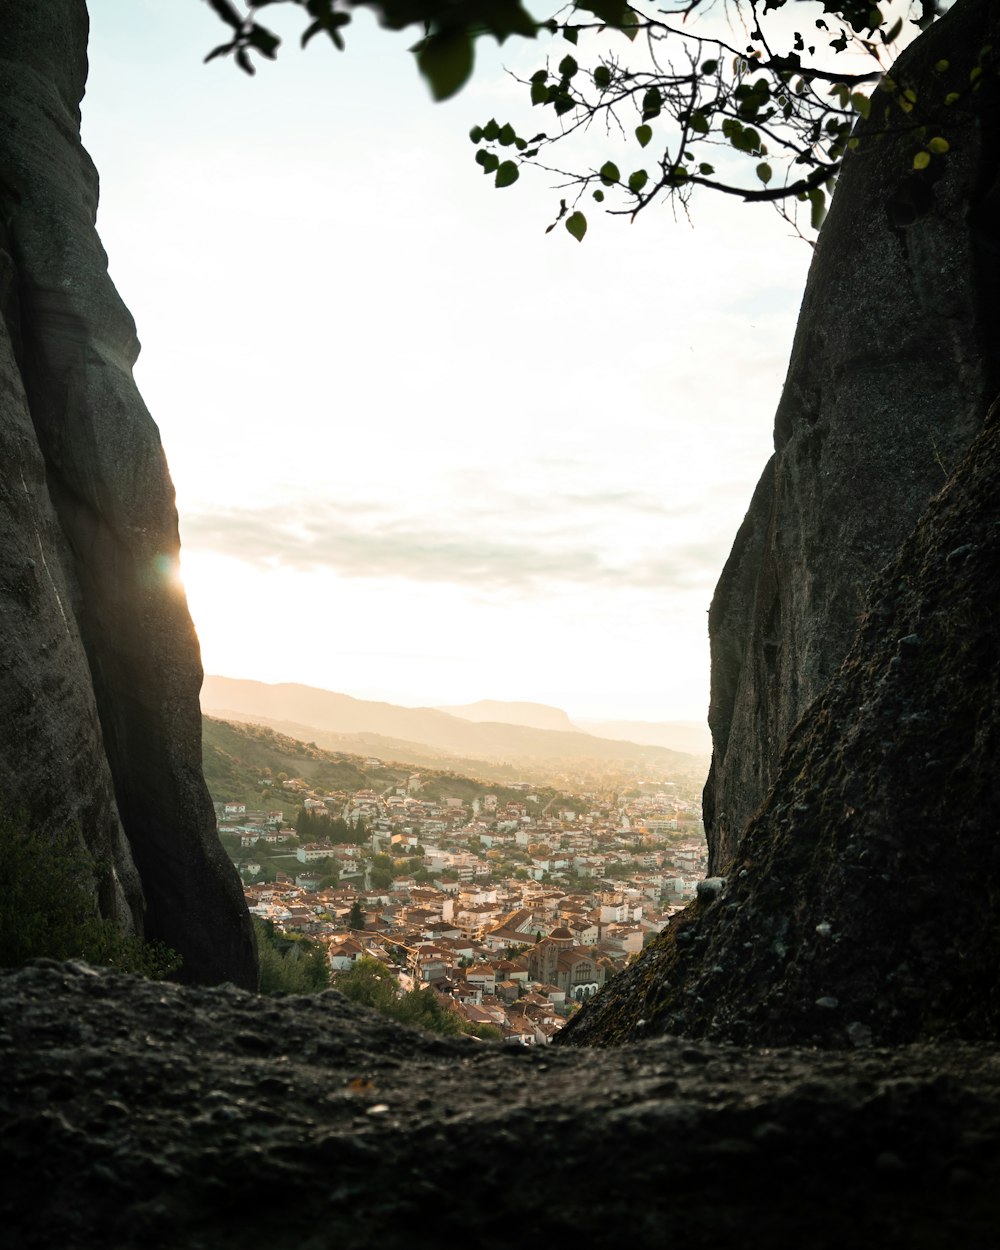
[[0, 0, 255, 987], [704, 0, 1000, 874], [562, 0, 1000, 1050], [563, 400, 1000, 1048]]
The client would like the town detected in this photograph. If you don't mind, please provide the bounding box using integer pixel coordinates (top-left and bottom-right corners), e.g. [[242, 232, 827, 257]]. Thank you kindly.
[[216, 757, 707, 1044]]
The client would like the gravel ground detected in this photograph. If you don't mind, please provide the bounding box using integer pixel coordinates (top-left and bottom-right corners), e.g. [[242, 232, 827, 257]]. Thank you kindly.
[[2, 961, 999, 1249]]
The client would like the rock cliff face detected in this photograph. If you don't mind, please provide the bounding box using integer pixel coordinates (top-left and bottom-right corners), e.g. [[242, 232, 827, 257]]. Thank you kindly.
[[564, 0, 1000, 1050], [704, 0, 1000, 874], [0, 0, 255, 988], [564, 401, 1000, 1048]]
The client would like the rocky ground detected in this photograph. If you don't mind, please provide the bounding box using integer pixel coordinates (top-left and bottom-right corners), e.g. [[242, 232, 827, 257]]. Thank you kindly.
[[2, 960, 999, 1249]]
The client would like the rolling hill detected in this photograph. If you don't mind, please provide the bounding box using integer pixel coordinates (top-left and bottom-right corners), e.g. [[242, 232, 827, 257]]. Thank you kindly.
[[201, 676, 709, 787]]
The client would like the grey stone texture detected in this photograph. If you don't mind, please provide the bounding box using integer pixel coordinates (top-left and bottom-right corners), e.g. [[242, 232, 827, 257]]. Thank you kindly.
[[0, 0, 255, 988], [4, 960, 999, 1250], [565, 0, 1000, 1053], [704, 0, 1000, 873], [563, 400, 1000, 1048]]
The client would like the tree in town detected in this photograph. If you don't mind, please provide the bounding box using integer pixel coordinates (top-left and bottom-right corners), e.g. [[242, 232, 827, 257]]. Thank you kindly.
[[335, 957, 472, 1037], [254, 917, 331, 992], [347, 899, 366, 930], [314, 857, 340, 889], [369, 853, 394, 890], [201, 1, 982, 237], [335, 954, 400, 1009], [394, 985, 466, 1035]]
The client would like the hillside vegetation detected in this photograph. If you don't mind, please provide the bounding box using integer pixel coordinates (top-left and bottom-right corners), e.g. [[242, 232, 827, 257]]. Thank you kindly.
[[201, 717, 568, 813]]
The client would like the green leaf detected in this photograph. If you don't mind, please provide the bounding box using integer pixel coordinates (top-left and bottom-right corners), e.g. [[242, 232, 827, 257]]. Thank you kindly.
[[701, 59, 718, 75], [552, 92, 575, 116], [756, 162, 773, 184], [475, 150, 500, 174], [204, 40, 236, 65], [628, 168, 648, 193], [576, 0, 634, 31], [927, 136, 950, 154], [563, 25, 579, 44], [642, 87, 662, 120], [469, 126, 483, 144], [912, 150, 931, 170], [851, 92, 871, 118], [498, 123, 517, 147], [302, 17, 339, 50], [593, 188, 605, 201], [559, 55, 578, 79], [593, 65, 612, 89], [689, 112, 710, 134], [495, 161, 520, 188], [247, 25, 280, 59], [599, 161, 620, 185], [207, 0, 244, 31], [565, 211, 587, 242], [475, 0, 538, 43], [530, 80, 548, 105], [416, 29, 474, 102], [698, 162, 715, 175], [809, 187, 827, 230], [635, 124, 653, 148], [482, 119, 500, 141]]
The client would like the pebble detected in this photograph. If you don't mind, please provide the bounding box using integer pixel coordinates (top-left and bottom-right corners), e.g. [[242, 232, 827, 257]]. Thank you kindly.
[[696, 877, 727, 902], [874, 1150, 906, 1175]]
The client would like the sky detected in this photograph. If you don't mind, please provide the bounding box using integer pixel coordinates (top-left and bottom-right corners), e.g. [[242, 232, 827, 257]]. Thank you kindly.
[[80, 0, 826, 724]]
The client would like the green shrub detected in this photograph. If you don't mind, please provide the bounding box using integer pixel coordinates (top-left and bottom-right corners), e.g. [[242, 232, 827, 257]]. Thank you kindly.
[[254, 916, 330, 993], [335, 956, 480, 1039], [0, 808, 181, 977]]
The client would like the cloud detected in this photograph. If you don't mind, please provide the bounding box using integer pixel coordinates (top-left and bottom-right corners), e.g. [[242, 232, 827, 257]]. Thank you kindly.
[[180, 500, 724, 595]]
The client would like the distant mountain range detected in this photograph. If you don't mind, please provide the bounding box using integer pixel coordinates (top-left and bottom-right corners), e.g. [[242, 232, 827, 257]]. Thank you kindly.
[[440, 699, 713, 756], [436, 700, 576, 734], [200, 678, 712, 782], [575, 718, 713, 757]]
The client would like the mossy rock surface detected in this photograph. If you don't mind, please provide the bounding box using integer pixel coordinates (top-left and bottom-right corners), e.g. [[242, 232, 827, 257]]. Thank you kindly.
[[565, 406, 1000, 1050]]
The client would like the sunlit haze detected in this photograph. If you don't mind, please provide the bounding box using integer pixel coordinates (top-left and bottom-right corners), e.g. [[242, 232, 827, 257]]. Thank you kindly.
[[81, 0, 818, 723]]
